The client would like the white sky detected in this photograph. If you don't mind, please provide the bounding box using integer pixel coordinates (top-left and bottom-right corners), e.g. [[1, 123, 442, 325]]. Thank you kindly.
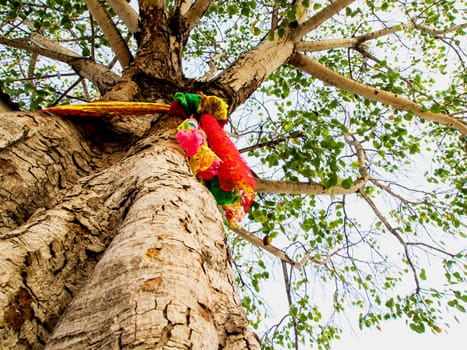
[[332, 314, 467, 350]]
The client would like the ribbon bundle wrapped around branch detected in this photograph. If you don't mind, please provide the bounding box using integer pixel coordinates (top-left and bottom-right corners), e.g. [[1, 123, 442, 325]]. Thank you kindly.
[[42, 92, 256, 225]]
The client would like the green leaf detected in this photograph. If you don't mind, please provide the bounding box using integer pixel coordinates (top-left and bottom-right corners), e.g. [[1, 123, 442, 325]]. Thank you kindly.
[[419, 269, 427, 281], [341, 177, 354, 189]]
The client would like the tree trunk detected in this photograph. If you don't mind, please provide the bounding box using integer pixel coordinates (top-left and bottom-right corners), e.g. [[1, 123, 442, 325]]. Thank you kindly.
[[1, 112, 260, 349]]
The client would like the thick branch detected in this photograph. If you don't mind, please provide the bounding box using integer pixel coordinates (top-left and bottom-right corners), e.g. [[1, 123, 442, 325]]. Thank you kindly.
[[212, 36, 295, 111], [0, 35, 79, 62], [293, 0, 356, 39], [255, 177, 367, 195], [0, 35, 119, 93], [174, 0, 191, 15], [296, 23, 413, 52], [296, 21, 467, 52], [212, 0, 358, 108], [289, 53, 467, 136], [135, 0, 183, 80], [29, 32, 82, 58], [183, 0, 213, 34], [84, 0, 132, 68], [68, 59, 120, 94], [30, 33, 120, 93], [106, 0, 139, 34], [296, 37, 359, 52]]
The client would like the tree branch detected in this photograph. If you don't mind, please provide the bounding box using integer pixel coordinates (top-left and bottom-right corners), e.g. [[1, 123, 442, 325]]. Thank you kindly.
[[183, 0, 214, 34], [212, 36, 295, 111], [213, 0, 359, 108], [135, 0, 184, 80], [296, 21, 467, 52], [239, 134, 297, 154], [29, 33, 120, 94], [84, 0, 133, 68], [358, 189, 421, 293], [369, 178, 424, 205], [199, 51, 225, 82], [173, 0, 191, 15], [412, 21, 467, 36], [69, 59, 121, 94], [289, 53, 467, 136], [271, 3, 280, 30], [296, 23, 413, 52], [230, 226, 340, 269], [293, 0, 356, 39], [256, 134, 369, 195], [281, 261, 299, 350], [106, 0, 139, 34], [0, 34, 119, 94], [405, 242, 458, 258], [7, 34, 79, 60], [230, 226, 296, 265]]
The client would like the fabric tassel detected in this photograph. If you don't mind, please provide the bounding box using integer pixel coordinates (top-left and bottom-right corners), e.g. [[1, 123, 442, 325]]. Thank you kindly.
[[200, 113, 256, 218]]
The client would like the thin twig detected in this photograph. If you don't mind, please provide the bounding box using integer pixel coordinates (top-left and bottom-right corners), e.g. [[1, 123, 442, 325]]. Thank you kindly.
[[282, 261, 299, 350], [230, 225, 340, 270], [358, 189, 421, 293]]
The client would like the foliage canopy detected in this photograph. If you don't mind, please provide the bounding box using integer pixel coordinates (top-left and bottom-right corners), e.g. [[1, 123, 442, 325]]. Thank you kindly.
[[1, 0, 466, 348]]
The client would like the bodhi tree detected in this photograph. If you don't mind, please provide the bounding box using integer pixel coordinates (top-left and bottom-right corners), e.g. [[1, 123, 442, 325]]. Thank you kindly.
[[0, 0, 466, 348]]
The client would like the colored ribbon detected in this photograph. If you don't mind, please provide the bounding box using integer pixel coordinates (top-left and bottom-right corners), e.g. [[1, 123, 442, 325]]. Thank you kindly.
[[41, 93, 256, 225]]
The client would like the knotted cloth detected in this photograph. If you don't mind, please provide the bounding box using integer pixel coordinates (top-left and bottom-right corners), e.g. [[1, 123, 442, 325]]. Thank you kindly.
[[169, 92, 256, 225], [41, 92, 256, 225]]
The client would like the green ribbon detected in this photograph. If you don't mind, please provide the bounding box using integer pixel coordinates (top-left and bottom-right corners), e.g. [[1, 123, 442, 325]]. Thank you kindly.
[[173, 92, 203, 115]]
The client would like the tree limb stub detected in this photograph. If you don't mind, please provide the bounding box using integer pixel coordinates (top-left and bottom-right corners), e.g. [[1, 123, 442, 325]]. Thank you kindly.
[[289, 53, 467, 136]]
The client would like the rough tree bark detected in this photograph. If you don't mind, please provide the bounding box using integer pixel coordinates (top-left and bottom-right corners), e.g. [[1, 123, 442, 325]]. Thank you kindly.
[[0, 110, 260, 348], [0, 0, 269, 346]]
